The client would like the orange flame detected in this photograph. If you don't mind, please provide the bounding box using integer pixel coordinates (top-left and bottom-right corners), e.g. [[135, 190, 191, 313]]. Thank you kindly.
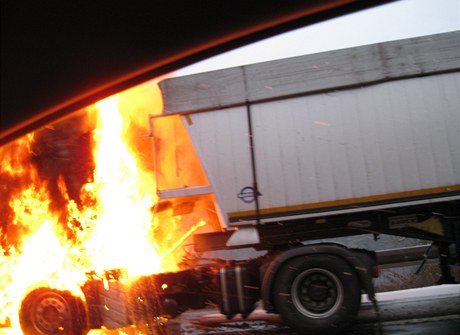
[[81, 96, 161, 277], [0, 78, 212, 333]]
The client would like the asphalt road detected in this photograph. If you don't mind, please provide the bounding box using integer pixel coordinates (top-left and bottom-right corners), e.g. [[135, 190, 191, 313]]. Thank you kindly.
[[164, 284, 460, 335], [1, 285, 458, 335], [166, 315, 459, 335]]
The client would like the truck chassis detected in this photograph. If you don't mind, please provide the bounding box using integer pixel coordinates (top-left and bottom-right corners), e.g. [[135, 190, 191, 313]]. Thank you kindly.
[[19, 198, 459, 335]]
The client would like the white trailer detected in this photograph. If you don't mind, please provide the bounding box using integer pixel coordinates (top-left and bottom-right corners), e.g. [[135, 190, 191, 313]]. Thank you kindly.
[[157, 31, 460, 228]]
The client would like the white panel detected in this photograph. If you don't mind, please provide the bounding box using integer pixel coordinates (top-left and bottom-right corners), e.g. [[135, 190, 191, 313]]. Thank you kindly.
[[388, 81, 422, 191], [309, 95, 338, 201], [419, 75, 458, 186], [184, 72, 460, 220], [290, 98, 321, 204], [184, 107, 254, 215], [353, 88, 387, 196], [256, 103, 284, 208], [337, 92, 370, 198], [441, 74, 460, 184], [370, 83, 404, 194], [392, 79, 438, 189], [249, 72, 460, 211]]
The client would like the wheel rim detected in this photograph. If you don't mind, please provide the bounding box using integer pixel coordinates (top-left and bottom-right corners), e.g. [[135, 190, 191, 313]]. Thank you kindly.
[[31, 292, 70, 334], [291, 267, 344, 319]]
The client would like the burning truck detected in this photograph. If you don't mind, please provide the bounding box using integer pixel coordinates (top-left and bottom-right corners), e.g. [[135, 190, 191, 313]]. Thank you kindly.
[[1, 32, 459, 335]]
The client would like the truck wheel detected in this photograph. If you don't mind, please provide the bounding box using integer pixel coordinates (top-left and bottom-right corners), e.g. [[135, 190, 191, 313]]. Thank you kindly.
[[19, 287, 88, 335], [273, 255, 361, 334]]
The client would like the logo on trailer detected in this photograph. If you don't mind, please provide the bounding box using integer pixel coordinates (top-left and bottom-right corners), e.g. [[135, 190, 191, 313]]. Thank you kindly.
[[237, 186, 261, 204]]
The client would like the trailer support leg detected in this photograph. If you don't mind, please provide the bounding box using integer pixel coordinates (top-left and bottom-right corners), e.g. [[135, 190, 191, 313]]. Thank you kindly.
[[436, 242, 455, 284]]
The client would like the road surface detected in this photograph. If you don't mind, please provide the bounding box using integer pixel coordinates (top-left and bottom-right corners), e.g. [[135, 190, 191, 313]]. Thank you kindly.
[[0, 285, 458, 334], [166, 284, 460, 335]]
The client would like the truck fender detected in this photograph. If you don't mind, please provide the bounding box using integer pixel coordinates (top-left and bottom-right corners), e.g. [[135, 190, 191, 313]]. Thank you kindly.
[[261, 243, 376, 313]]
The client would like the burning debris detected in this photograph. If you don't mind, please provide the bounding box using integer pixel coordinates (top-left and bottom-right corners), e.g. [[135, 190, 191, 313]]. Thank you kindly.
[[0, 79, 213, 334]]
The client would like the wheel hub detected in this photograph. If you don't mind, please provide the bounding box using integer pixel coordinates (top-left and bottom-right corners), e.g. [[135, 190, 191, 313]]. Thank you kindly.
[[34, 296, 68, 334], [307, 280, 329, 301], [292, 268, 343, 318]]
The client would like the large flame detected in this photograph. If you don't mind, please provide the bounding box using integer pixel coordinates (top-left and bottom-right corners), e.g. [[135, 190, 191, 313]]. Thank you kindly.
[[82, 96, 161, 277], [0, 79, 211, 334]]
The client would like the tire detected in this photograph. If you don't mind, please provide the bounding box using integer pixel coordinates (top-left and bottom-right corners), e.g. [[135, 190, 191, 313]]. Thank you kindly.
[[19, 287, 89, 335], [273, 255, 361, 335]]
